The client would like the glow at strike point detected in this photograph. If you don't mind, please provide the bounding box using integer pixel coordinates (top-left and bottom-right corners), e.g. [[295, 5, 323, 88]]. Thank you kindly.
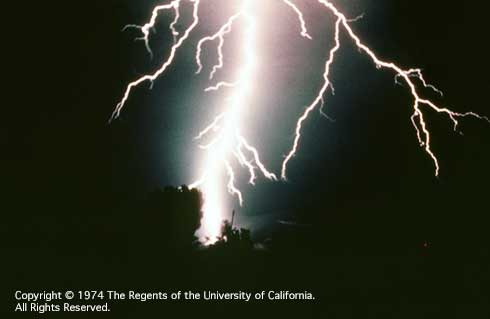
[[111, 0, 489, 241]]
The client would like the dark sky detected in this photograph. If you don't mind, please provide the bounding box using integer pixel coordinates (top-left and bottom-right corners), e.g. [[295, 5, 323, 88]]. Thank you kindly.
[[5, 0, 490, 248]]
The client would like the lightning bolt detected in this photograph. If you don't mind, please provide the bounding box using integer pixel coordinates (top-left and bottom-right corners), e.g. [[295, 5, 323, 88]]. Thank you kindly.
[[112, 0, 488, 241]]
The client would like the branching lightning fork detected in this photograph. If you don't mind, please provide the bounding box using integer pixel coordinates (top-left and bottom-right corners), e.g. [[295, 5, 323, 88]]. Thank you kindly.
[[281, 0, 490, 179], [112, 0, 489, 239]]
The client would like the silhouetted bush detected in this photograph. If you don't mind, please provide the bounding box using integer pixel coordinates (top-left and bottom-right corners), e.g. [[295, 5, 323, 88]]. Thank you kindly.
[[212, 219, 254, 251], [130, 185, 203, 256]]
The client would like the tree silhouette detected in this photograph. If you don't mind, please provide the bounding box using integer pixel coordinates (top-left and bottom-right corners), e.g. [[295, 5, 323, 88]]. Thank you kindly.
[[214, 218, 253, 251], [130, 185, 203, 256]]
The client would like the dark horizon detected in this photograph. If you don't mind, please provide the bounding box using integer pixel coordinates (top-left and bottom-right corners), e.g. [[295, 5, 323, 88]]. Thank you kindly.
[[4, 0, 490, 316]]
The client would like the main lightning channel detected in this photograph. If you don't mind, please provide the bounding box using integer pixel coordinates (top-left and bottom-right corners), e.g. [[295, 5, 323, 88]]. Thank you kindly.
[[190, 0, 277, 240]]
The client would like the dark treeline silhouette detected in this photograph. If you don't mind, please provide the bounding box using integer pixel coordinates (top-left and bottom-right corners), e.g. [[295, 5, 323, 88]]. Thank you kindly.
[[131, 185, 203, 256], [131, 187, 255, 254], [215, 219, 253, 250], [7, 184, 490, 317]]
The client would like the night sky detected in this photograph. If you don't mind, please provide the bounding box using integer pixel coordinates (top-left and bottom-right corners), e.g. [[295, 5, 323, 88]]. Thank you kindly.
[[5, 0, 490, 273]]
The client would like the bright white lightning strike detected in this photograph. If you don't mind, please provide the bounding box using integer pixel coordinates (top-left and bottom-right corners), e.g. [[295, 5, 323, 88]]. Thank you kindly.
[[112, 0, 489, 240], [281, 0, 490, 179]]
